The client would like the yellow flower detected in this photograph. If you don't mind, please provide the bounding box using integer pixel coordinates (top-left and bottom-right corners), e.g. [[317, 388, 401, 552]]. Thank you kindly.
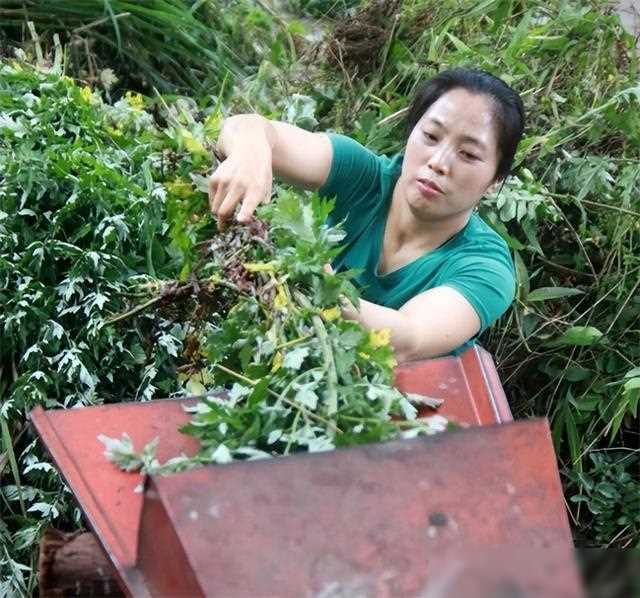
[[369, 328, 391, 348], [177, 127, 208, 158], [106, 125, 122, 138], [274, 284, 288, 309], [320, 306, 341, 322], [80, 86, 93, 103], [271, 351, 284, 372], [385, 355, 398, 369], [125, 90, 144, 111]]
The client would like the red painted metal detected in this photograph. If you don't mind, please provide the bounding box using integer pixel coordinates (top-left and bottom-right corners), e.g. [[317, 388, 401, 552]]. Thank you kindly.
[[30, 348, 581, 597], [395, 345, 513, 425], [31, 399, 199, 595], [134, 419, 579, 597]]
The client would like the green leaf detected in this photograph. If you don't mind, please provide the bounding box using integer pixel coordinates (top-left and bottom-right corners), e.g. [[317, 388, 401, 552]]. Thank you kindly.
[[283, 346, 309, 370], [565, 366, 591, 382], [527, 287, 584, 302], [248, 378, 270, 408], [269, 191, 315, 243], [513, 250, 530, 299], [295, 385, 319, 410], [548, 326, 604, 347], [565, 404, 580, 466]]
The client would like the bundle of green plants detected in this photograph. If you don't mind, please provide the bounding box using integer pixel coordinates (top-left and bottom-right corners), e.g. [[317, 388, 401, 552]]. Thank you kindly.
[[100, 193, 447, 474]]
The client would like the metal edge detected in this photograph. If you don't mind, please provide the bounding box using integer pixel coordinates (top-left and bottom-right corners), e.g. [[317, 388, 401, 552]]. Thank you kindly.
[[395, 352, 485, 426], [29, 405, 137, 598], [533, 418, 575, 542], [475, 346, 514, 423], [136, 476, 205, 596]]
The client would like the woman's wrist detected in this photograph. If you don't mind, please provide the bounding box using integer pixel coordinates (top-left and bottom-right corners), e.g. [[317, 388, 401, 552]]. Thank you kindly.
[[219, 114, 273, 160]]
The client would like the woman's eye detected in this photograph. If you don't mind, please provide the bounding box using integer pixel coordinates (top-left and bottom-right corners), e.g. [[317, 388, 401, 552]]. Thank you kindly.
[[461, 151, 478, 160], [423, 132, 437, 142]]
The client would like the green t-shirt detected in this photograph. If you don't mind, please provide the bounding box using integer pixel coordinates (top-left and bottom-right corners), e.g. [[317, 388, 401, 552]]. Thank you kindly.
[[318, 133, 516, 357]]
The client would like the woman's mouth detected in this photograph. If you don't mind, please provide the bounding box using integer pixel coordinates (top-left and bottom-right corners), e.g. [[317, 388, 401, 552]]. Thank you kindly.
[[416, 178, 443, 199]]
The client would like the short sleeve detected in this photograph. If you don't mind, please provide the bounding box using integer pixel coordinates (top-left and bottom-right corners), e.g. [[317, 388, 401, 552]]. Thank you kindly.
[[318, 133, 383, 224], [441, 253, 516, 334]]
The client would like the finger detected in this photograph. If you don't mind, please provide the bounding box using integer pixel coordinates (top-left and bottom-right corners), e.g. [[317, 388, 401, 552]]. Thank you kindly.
[[263, 181, 274, 205], [217, 184, 244, 222], [208, 173, 219, 208], [236, 188, 265, 223], [210, 177, 229, 215]]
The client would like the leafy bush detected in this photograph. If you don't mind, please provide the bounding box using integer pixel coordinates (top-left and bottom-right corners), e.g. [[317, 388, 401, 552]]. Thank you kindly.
[[0, 61, 205, 595], [570, 451, 640, 547]]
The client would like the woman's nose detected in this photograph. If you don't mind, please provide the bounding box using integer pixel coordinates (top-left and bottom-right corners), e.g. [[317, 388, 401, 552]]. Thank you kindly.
[[427, 148, 451, 176]]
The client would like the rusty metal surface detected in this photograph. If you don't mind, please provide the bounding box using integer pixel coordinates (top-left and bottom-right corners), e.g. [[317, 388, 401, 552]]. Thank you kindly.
[[31, 347, 522, 597], [137, 419, 578, 597]]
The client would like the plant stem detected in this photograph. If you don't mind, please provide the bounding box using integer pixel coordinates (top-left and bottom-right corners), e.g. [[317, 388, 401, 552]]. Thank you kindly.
[[213, 363, 342, 433], [106, 294, 164, 324], [312, 315, 339, 416], [275, 334, 312, 351], [284, 410, 301, 456]]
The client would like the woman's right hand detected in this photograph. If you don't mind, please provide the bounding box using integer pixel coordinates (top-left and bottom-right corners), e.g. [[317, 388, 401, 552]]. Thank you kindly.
[[208, 114, 332, 228], [208, 146, 273, 228]]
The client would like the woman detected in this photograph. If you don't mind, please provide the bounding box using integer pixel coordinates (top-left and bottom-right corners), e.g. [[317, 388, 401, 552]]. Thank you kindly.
[[208, 68, 525, 362]]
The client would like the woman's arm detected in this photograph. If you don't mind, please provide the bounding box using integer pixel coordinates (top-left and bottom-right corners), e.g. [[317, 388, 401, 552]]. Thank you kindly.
[[210, 114, 333, 226], [342, 287, 481, 362]]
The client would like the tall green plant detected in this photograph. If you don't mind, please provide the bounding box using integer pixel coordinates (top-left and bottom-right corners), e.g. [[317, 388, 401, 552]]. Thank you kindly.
[[0, 0, 284, 93]]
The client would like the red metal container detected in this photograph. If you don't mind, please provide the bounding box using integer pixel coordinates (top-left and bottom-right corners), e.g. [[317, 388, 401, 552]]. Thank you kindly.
[[31, 346, 582, 597]]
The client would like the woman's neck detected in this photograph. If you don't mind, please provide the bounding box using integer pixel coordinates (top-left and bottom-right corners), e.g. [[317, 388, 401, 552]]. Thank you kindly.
[[384, 183, 473, 255]]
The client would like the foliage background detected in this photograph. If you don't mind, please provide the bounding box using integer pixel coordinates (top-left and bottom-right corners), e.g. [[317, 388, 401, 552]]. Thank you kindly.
[[1, 0, 639, 594]]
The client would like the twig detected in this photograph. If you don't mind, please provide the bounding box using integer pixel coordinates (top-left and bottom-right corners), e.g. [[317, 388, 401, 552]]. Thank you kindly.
[[549, 192, 640, 219], [604, 277, 640, 336], [0, 417, 26, 517], [537, 257, 596, 280], [27, 21, 44, 67], [311, 315, 339, 416], [377, 107, 409, 127], [275, 334, 312, 351], [105, 294, 164, 325]]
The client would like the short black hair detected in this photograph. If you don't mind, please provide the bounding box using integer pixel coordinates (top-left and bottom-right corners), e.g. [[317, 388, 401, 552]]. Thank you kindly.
[[405, 68, 525, 181]]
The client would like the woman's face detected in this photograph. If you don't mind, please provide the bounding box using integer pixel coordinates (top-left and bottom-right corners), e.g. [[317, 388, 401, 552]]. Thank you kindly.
[[399, 88, 501, 224]]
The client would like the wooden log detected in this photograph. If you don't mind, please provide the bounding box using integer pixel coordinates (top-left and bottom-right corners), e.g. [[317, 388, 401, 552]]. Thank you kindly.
[[39, 528, 125, 597]]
